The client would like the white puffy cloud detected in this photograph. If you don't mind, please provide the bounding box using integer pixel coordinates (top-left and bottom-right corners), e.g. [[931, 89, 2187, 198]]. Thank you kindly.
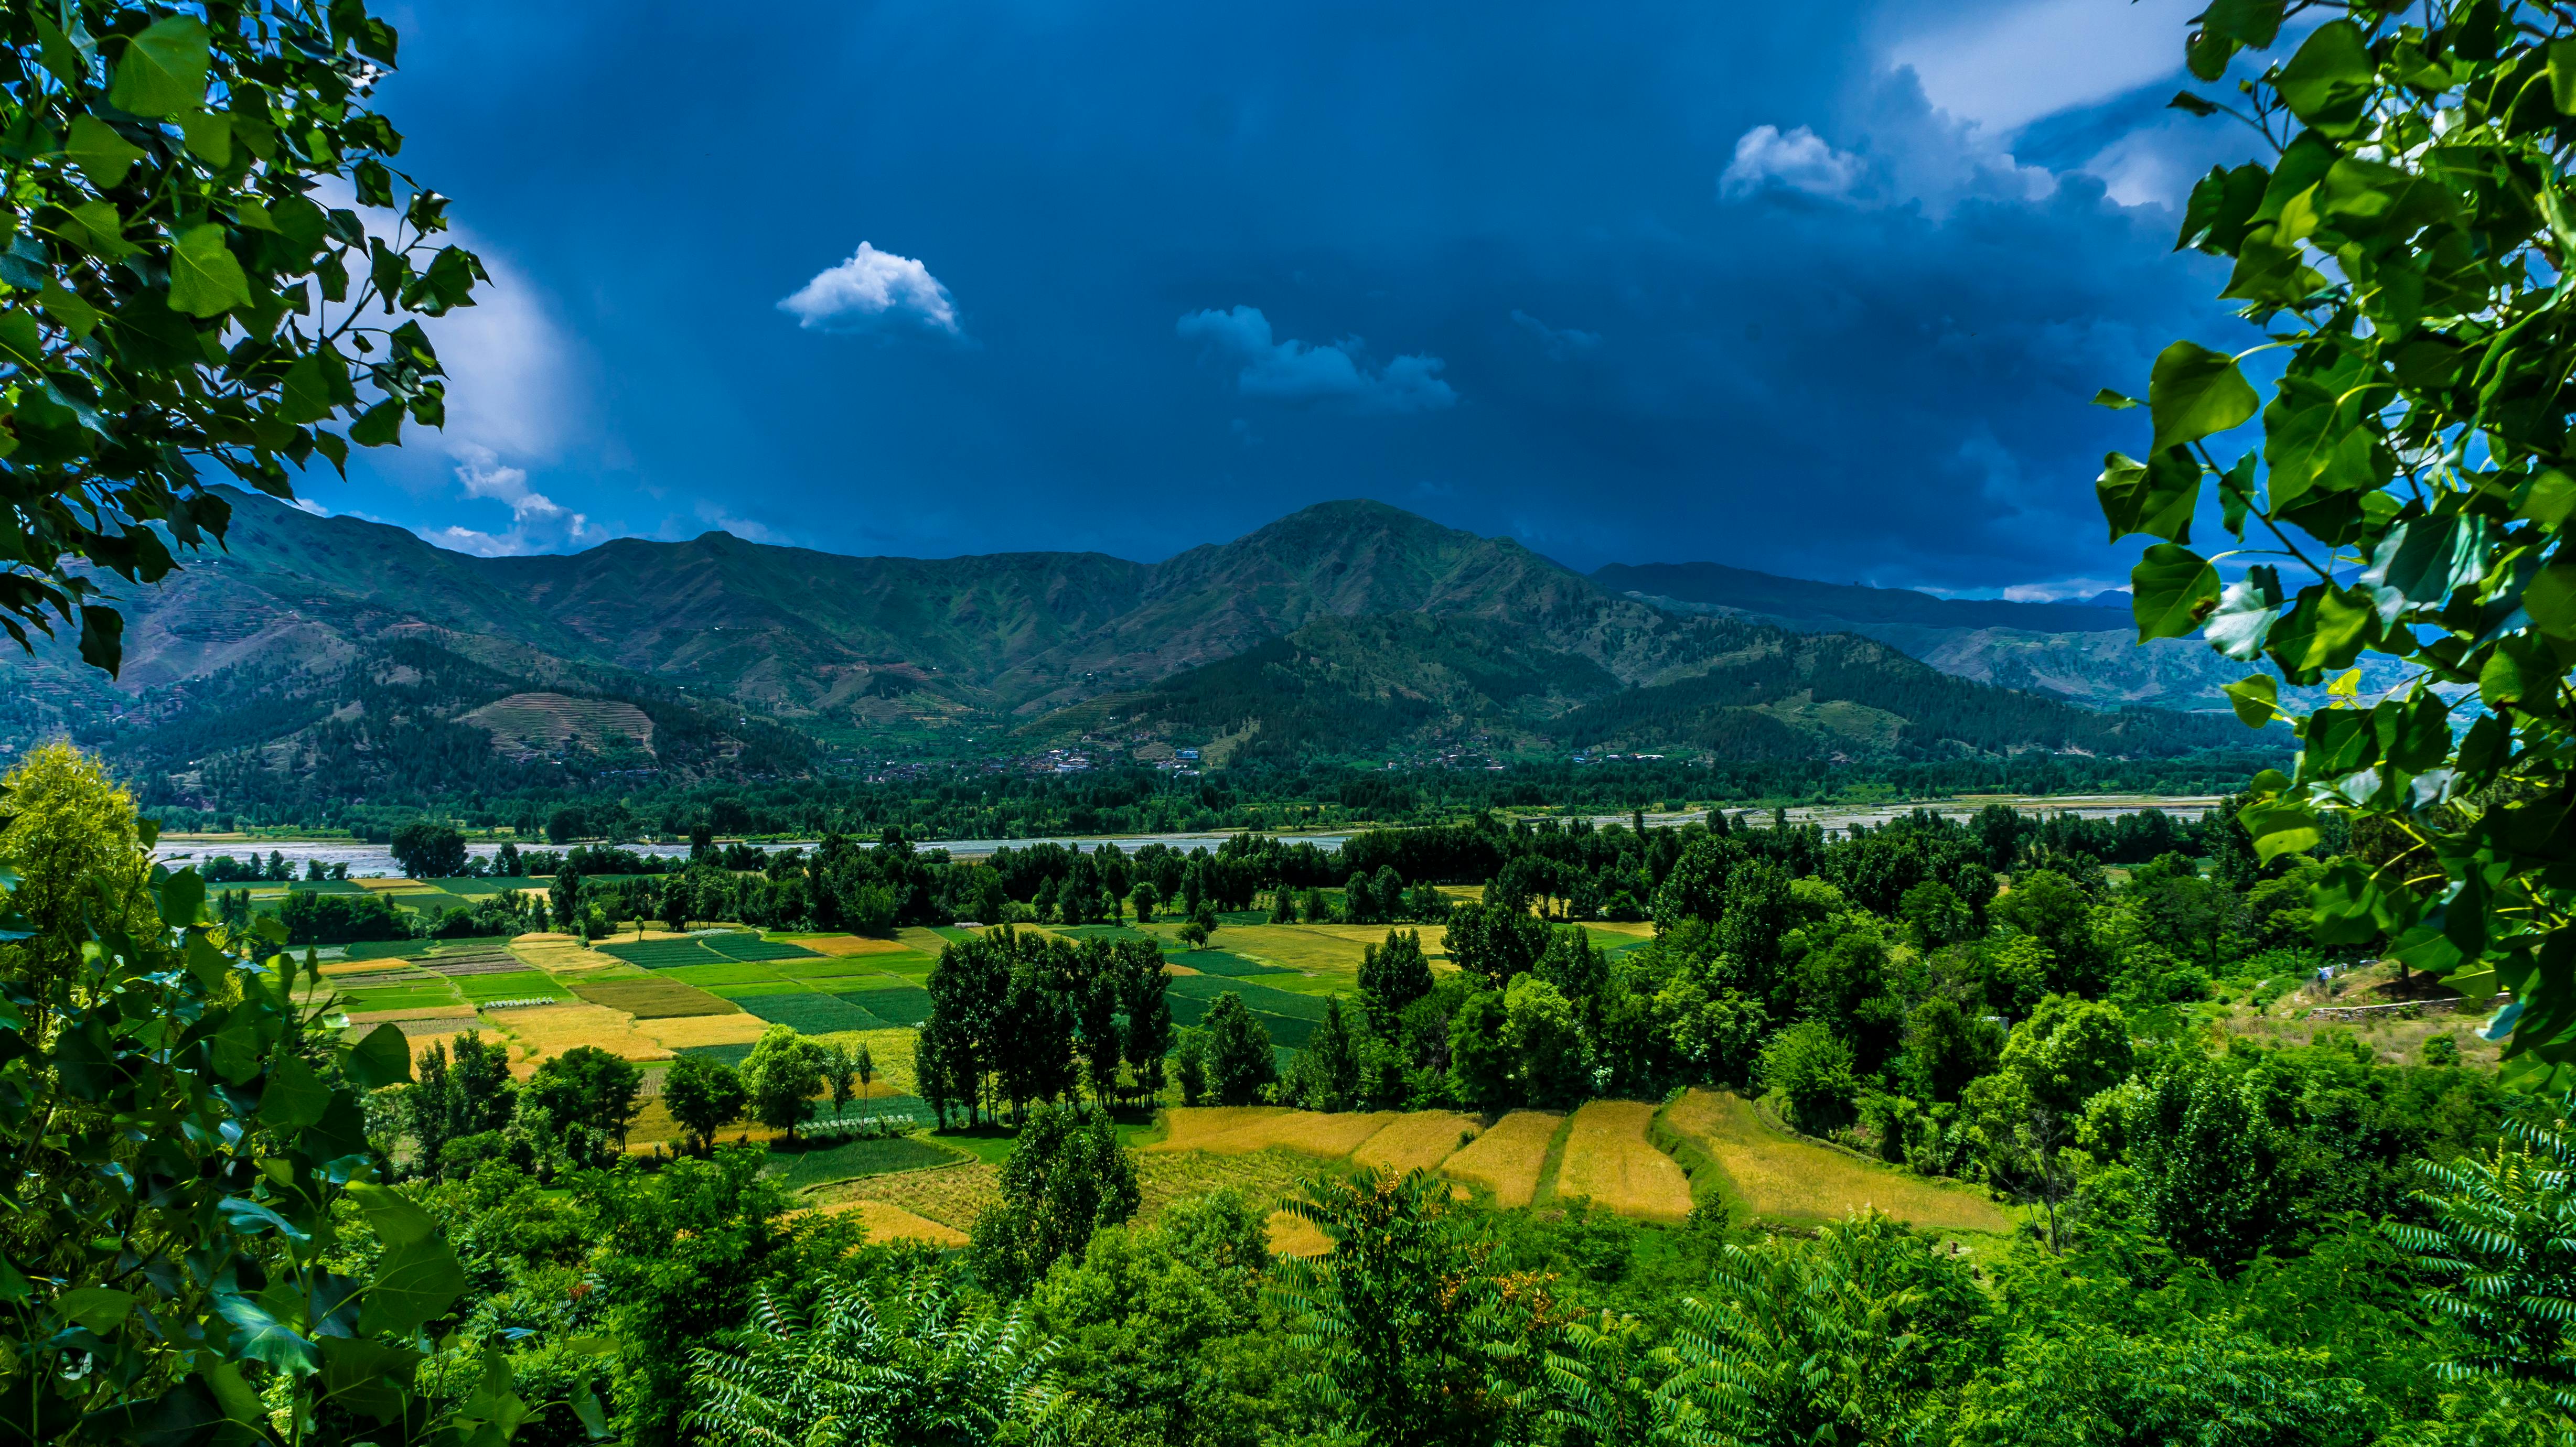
[[417, 445, 603, 557], [1176, 306, 1457, 413], [1720, 125, 1866, 200], [778, 242, 962, 335]]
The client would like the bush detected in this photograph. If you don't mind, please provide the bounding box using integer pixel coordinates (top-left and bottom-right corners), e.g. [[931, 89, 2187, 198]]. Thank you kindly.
[[1761, 1021, 1859, 1135]]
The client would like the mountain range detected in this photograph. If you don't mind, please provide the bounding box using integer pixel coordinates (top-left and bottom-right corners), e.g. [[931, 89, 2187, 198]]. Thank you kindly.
[[0, 490, 2272, 803]]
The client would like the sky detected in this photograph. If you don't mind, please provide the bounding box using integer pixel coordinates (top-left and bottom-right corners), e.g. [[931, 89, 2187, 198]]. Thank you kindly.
[[323, 0, 2271, 599]]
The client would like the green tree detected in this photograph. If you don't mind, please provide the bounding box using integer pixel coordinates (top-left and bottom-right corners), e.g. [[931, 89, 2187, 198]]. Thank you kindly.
[[1966, 995, 2132, 1248], [0, 747, 526, 1443], [1296, 995, 1364, 1111], [1131, 879, 1161, 922], [970, 1104, 1143, 1298], [1989, 870, 2102, 997], [1902, 996, 2003, 1105], [1506, 974, 1588, 1109], [1761, 1020, 1860, 1135], [823, 1039, 857, 1121], [1448, 988, 1518, 1110], [525, 1042, 644, 1151], [0, 0, 484, 674], [2103, 2, 2576, 1080], [2391, 1090, 2576, 1411], [389, 819, 468, 879], [741, 1024, 825, 1140], [1270, 1168, 1540, 1447], [662, 1053, 747, 1155], [2118, 1054, 2302, 1271], [1206, 991, 1278, 1106], [1360, 926, 1437, 1031], [1118, 937, 1174, 1105], [1174, 1028, 1211, 1106]]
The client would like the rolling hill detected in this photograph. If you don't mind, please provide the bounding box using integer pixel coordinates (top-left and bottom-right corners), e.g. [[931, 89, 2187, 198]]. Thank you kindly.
[[0, 490, 2270, 805]]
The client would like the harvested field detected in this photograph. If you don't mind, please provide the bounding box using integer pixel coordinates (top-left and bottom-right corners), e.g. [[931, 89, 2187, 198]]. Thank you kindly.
[[636, 1013, 769, 1051], [320, 958, 425, 978], [572, 977, 741, 1018], [1149, 1107, 1402, 1159], [1351, 1111, 1482, 1175], [487, 1003, 674, 1074], [361, 1013, 482, 1036], [821, 1198, 968, 1248], [509, 936, 621, 974], [1442, 1111, 1566, 1208], [1554, 1100, 1693, 1223], [1659, 1090, 2010, 1234], [791, 934, 917, 958]]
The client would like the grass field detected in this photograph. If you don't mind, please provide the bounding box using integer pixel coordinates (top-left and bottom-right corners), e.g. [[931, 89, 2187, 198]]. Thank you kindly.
[[770, 1134, 966, 1190], [1554, 1100, 1694, 1222], [571, 977, 740, 1018], [1443, 1111, 1568, 1208], [1658, 1089, 2010, 1233]]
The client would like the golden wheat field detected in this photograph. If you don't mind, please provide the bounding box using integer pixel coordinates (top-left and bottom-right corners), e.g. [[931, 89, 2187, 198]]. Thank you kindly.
[[1135, 1147, 1339, 1222], [1265, 1210, 1333, 1257], [635, 1012, 769, 1050], [818, 1198, 970, 1247], [1149, 1106, 1405, 1159], [1554, 1100, 1694, 1222], [487, 1003, 674, 1075], [825, 1162, 1001, 1230], [1440, 1110, 1565, 1208], [507, 934, 622, 974], [799, 1029, 919, 1096], [1350, 1111, 1483, 1174], [1659, 1089, 2011, 1233]]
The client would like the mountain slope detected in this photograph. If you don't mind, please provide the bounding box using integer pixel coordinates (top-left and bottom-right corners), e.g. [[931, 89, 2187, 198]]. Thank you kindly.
[[0, 490, 2279, 800]]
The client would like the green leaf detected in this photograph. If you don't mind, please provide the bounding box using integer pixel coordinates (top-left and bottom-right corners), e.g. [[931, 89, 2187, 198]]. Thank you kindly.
[[2520, 469, 2576, 530], [108, 16, 211, 118], [216, 1293, 319, 1376], [2131, 543, 2221, 641], [2169, 91, 2218, 118], [2549, 38, 2576, 114], [0, 311, 45, 372], [348, 401, 403, 447], [66, 116, 145, 182], [2097, 449, 2199, 543], [2092, 388, 2140, 410], [345, 1023, 412, 1089], [77, 606, 122, 676], [31, 14, 91, 87], [39, 283, 100, 341], [2524, 561, 2576, 641], [2206, 566, 2282, 661], [345, 1180, 439, 1247], [2149, 341, 2259, 453], [2290, 584, 2378, 672], [359, 1236, 466, 1336], [56, 1286, 135, 1333], [176, 110, 232, 165], [158, 869, 204, 926], [2480, 635, 2552, 706], [2203, 0, 2284, 47], [2223, 673, 2280, 729], [2273, 20, 2375, 133], [59, 200, 134, 260], [2377, 692, 2453, 773], [2240, 796, 2322, 864], [260, 1053, 332, 1132], [167, 225, 252, 318]]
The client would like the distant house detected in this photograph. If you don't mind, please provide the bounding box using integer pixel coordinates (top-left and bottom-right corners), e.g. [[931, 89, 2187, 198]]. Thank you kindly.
[[1177, 748, 1200, 761]]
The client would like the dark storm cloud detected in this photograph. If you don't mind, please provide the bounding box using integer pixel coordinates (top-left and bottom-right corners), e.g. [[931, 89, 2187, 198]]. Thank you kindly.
[[340, 0, 2260, 592]]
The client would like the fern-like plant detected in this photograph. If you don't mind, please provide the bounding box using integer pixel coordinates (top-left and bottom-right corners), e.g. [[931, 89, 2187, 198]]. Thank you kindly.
[[682, 1271, 1090, 1446], [2391, 1092, 2576, 1414]]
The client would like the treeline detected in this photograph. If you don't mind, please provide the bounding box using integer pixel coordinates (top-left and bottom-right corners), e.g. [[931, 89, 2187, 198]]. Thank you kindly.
[[136, 744, 2287, 839]]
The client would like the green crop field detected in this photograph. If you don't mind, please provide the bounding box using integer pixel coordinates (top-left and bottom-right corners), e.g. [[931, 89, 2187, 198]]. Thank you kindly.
[[771, 1135, 964, 1191], [346, 939, 439, 961], [657, 961, 787, 988], [456, 972, 570, 1002], [808, 970, 914, 992], [599, 938, 730, 968], [703, 979, 828, 999], [702, 933, 822, 963], [1165, 982, 1319, 1047], [844, 987, 933, 1027], [737, 993, 890, 1034], [1172, 948, 1295, 978], [572, 977, 740, 1018], [1167, 974, 1335, 1021], [677, 1042, 757, 1067], [337, 982, 466, 1013]]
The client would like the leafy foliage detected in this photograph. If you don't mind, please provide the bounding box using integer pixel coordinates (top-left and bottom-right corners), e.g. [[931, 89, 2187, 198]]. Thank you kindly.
[[0, 0, 481, 673], [2112, 0, 2576, 1079]]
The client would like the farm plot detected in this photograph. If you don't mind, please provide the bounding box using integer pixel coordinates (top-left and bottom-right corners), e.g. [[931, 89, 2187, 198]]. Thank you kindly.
[[770, 1134, 966, 1191], [657, 961, 789, 989], [1164, 975, 1329, 1047], [676, 1042, 757, 1068], [818, 1162, 1000, 1232], [487, 1003, 674, 1073], [346, 939, 440, 962], [1553, 1100, 1693, 1223], [334, 981, 467, 1015], [898, 927, 962, 955], [598, 938, 730, 969], [1151, 1107, 1399, 1159], [1169, 949, 1296, 978], [1353, 1112, 1484, 1175], [1442, 1111, 1567, 1208], [847, 987, 933, 1027], [701, 932, 821, 963], [635, 1013, 768, 1052], [735, 992, 889, 1034], [787, 934, 918, 958], [1657, 1089, 2010, 1233], [572, 977, 740, 1018], [455, 971, 573, 1004], [422, 952, 533, 977], [819, 1199, 968, 1247]]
